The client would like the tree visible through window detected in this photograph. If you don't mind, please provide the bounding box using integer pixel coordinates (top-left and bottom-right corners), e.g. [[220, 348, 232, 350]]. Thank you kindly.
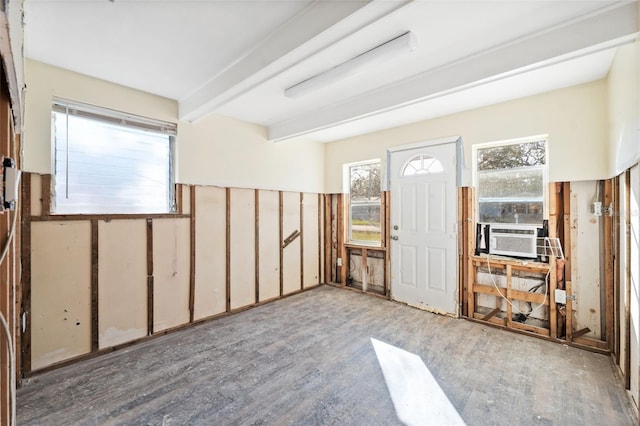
[[475, 138, 547, 224], [348, 161, 381, 244]]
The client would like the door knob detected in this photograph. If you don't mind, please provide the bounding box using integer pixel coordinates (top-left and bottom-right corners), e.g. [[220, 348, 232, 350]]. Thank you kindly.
[[391, 235, 399, 240], [393, 225, 399, 230]]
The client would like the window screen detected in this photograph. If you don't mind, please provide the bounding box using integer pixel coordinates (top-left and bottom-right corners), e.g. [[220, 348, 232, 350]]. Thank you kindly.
[[52, 100, 176, 214], [475, 138, 547, 224]]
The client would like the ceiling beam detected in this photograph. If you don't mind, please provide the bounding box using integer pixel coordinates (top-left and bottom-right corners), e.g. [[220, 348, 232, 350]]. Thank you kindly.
[[268, 2, 638, 142], [180, 0, 416, 122]]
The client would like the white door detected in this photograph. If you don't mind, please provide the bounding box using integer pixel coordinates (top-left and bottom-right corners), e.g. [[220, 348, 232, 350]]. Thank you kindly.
[[389, 140, 458, 315]]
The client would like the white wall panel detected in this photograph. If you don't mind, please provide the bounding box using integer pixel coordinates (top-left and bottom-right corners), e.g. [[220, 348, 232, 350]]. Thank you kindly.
[[194, 186, 227, 319], [282, 191, 301, 295], [303, 193, 320, 288], [153, 218, 190, 332], [258, 190, 280, 301], [230, 188, 256, 310], [98, 220, 147, 349], [31, 221, 91, 370]]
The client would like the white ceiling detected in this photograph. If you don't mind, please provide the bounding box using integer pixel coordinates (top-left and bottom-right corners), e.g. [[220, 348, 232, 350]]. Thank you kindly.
[[24, 0, 639, 143]]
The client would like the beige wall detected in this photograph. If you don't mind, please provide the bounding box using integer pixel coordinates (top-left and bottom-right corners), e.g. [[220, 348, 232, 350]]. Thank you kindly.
[[23, 59, 325, 193], [27, 178, 325, 371], [324, 80, 608, 193], [177, 115, 325, 192], [607, 38, 640, 176], [23, 59, 177, 174]]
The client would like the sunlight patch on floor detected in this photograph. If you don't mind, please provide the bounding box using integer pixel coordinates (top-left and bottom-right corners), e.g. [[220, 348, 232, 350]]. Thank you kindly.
[[371, 338, 465, 426]]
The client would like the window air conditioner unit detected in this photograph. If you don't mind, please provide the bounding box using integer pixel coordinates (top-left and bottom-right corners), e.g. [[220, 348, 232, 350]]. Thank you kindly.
[[489, 224, 539, 259]]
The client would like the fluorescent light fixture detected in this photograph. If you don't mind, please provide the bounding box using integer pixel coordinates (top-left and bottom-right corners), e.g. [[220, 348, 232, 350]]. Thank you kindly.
[[284, 31, 417, 99]]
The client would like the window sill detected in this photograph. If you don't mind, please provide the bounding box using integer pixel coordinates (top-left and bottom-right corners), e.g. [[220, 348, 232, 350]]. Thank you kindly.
[[344, 242, 386, 251]]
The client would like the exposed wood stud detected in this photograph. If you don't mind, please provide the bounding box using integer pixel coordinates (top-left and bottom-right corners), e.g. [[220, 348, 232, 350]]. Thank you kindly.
[[318, 193, 322, 285], [279, 191, 284, 297], [613, 176, 621, 364], [573, 327, 592, 339], [226, 188, 231, 313], [482, 307, 501, 321], [146, 218, 154, 336], [188, 186, 196, 323], [467, 187, 476, 319], [0, 74, 9, 425], [12, 135, 21, 383], [562, 182, 573, 342], [506, 264, 513, 329], [624, 170, 631, 390], [176, 184, 183, 215], [20, 173, 32, 374], [384, 191, 390, 297], [338, 194, 347, 286], [41, 174, 52, 216], [282, 230, 300, 249], [90, 220, 99, 352], [553, 183, 565, 338], [255, 189, 260, 304], [548, 183, 558, 340], [603, 179, 614, 350], [464, 187, 473, 316], [324, 194, 331, 283], [300, 193, 304, 290], [31, 213, 191, 222]]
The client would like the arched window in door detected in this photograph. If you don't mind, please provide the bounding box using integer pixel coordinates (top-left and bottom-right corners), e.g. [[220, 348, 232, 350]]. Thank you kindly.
[[401, 154, 444, 176]]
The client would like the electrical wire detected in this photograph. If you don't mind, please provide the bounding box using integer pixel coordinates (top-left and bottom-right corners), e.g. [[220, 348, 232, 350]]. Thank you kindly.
[[0, 206, 19, 426], [0, 310, 15, 426], [485, 253, 551, 319], [0, 137, 21, 426]]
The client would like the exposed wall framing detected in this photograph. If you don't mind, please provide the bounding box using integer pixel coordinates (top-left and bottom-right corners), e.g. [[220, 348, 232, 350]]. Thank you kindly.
[[21, 176, 325, 375], [324, 192, 390, 299], [465, 181, 615, 353], [0, 69, 19, 425]]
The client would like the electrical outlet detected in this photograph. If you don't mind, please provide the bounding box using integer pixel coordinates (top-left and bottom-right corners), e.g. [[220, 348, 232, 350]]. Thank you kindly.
[[555, 289, 567, 304], [337, 258, 342, 267], [593, 201, 602, 216]]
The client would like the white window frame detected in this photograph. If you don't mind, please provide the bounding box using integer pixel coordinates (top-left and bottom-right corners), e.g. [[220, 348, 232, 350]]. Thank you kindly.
[[472, 135, 549, 225], [343, 159, 382, 246], [51, 99, 177, 215]]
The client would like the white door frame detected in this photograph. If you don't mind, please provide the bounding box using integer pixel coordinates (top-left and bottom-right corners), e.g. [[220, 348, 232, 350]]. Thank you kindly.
[[386, 136, 463, 316]]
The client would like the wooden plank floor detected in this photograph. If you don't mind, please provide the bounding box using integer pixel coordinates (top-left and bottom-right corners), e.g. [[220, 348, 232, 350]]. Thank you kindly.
[[17, 286, 636, 425]]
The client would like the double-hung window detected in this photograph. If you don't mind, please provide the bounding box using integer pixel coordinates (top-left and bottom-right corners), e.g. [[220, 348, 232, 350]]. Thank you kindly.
[[474, 136, 547, 224], [346, 160, 381, 244], [52, 100, 176, 214]]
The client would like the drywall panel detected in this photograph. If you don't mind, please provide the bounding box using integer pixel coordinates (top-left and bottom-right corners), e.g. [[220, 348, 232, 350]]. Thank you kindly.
[[153, 218, 190, 332], [570, 181, 603, 339], [282, 191, 301, 295], [608, 39, 640, 175], [230, 188, 256, 310], [31, 221, 91, 370], [302, 193, 320, 288], [258, 190, 280, 301], [30, 173, 42, 216], [98, 220, 147, 349], [23, 59, 177, 174], [177, 114, 325, 193], [324, 80, 608, 192], [194, 186, 227, 319]]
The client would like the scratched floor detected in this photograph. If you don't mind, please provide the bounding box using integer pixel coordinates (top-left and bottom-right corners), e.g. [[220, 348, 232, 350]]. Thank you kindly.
[[17, 285, 636, 425]]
